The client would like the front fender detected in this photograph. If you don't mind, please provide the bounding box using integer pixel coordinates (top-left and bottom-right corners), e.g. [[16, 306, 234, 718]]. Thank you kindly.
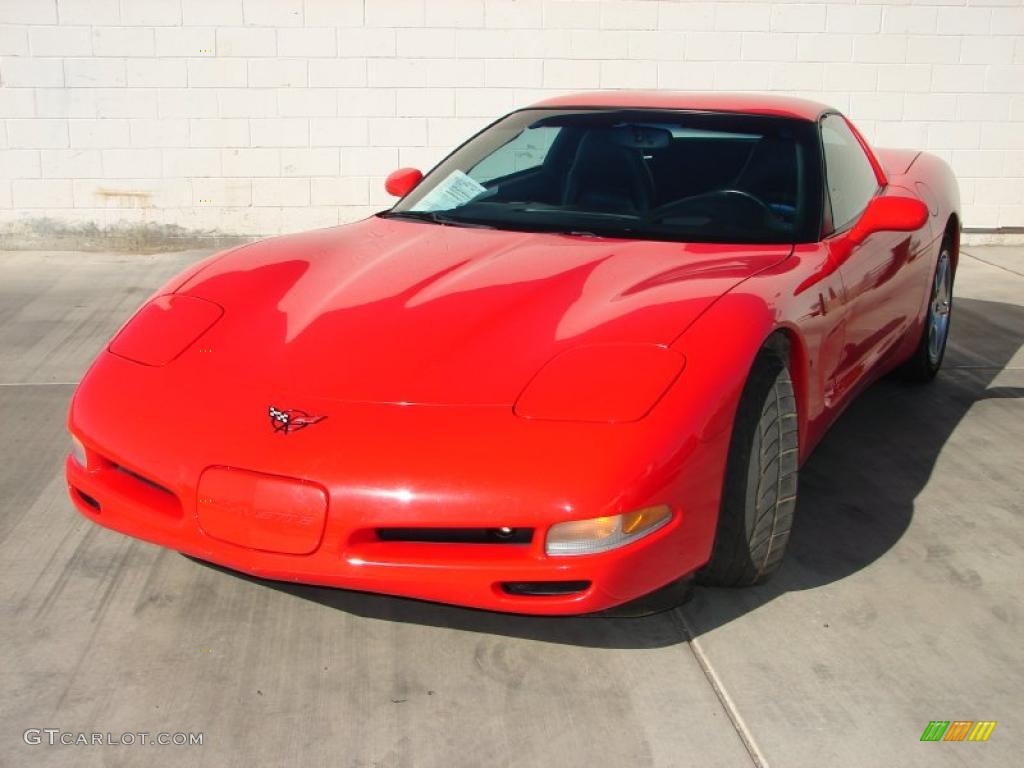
[[663, 245, 840, 466], [667, 290, 780, 446]]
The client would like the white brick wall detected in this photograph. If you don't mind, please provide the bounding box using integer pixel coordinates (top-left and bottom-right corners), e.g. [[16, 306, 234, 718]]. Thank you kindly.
[[1, 0, 1023, 239]]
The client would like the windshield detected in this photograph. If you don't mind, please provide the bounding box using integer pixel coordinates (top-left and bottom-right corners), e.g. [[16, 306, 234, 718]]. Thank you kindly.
[[385, 108, 822, 244]]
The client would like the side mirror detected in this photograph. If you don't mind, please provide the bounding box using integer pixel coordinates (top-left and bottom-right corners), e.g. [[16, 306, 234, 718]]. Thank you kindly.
[[849, 195, 929, 245], [384, 167, 423, 198]]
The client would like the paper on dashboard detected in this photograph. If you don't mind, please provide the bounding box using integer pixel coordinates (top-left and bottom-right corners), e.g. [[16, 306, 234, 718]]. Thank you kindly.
[[410, 170, 486, 212]]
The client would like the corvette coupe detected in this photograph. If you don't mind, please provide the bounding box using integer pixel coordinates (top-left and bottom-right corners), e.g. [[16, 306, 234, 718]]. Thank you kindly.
[[66, 92, 960, 615]]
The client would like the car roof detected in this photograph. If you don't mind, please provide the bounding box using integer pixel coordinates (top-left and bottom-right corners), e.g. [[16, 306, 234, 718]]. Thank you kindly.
[[528, 91, 832, 122]]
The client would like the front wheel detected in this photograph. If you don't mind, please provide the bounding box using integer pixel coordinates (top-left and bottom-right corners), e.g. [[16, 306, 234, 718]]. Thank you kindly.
[[698, 347, 798, 587], [899, 242, 954, 382]]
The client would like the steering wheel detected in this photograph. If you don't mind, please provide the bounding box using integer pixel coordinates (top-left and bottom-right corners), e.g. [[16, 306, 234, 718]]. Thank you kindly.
[[651, 189, 775, 226]]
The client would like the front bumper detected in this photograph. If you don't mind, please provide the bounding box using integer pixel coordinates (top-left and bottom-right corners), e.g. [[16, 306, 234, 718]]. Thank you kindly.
[[68, 456, 695, 614], [66, 354, 729, 615]]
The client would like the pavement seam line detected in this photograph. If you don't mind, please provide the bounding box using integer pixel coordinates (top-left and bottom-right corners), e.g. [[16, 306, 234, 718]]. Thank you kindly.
[[673, 610, 769, 768], [0, 382, 78, 386], [946, 365, 1024, 370], [961, 249, 1024, 278]]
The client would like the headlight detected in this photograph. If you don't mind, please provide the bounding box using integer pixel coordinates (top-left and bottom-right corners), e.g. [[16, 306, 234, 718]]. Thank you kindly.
[[515, 343, 685, 423], [70, 435, 86, 467], [546, 505, 672, 556], [108, 294, 223, 366]]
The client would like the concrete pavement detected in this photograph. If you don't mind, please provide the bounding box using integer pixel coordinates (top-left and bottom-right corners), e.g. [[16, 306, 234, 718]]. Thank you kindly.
[[0, 245, 1020, 767]]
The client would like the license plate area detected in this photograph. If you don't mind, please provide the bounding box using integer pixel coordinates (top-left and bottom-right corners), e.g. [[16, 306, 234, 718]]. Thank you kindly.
[[197, 466, 327, 555]]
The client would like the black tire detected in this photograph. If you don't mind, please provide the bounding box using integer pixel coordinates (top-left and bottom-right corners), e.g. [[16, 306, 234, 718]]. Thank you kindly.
[[697, 346, 798, 587], [899, 239, 954, 383]]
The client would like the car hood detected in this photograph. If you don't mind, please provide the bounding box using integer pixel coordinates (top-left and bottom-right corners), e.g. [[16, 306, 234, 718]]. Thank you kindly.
[[177, 216, 792, 405]]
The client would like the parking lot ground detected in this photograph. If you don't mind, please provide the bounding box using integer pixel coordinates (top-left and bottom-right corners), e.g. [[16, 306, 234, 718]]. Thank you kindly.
[[0, 245, 1020, 767]]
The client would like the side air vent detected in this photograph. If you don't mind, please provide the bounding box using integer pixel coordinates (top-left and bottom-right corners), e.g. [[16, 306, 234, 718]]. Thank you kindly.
[[74, 488, 101, 511], [501, 580, 591, 597], [376, 527, 533, 545], [113, 464, 176, 497]]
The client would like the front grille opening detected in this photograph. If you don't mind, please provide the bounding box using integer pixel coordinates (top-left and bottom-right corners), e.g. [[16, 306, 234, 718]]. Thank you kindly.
[[113, 464, 175, 497], [74, 488, 101, 511], [376, 527, 533, 545], [502, 580, 591, 597]]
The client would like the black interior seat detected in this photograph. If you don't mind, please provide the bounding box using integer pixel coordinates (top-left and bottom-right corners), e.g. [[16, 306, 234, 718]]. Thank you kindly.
[[562, 130, 654, 214], [733, 136, 797, 205], [647, 139, 753, 207]]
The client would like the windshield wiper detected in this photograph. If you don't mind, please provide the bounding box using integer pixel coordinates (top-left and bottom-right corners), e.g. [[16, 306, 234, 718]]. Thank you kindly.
[[381, 211, 494, 229]]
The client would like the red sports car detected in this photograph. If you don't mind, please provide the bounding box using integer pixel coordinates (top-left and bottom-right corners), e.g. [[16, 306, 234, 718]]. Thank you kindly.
[[66, 92, 960, 615]]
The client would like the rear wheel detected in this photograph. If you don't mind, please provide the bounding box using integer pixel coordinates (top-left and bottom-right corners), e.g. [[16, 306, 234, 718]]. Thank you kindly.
[[698, 346, 798, 587], [899, 241, 954, 382]]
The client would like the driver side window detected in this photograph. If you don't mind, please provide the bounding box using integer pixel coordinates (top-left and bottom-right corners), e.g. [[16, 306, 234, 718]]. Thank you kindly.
[[820, 115, 879, 233]]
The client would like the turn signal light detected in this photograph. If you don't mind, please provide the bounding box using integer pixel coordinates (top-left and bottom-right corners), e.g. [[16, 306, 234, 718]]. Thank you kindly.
[[545, 505, 672, 556], [70, 435, 86, 467]]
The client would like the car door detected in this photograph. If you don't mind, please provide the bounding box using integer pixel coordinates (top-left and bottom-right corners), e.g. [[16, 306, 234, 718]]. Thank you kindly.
[[822, 114, 924, 402]]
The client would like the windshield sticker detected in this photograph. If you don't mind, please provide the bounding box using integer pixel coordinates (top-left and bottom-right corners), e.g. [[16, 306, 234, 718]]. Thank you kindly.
[[410, 170, 486, 212]]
